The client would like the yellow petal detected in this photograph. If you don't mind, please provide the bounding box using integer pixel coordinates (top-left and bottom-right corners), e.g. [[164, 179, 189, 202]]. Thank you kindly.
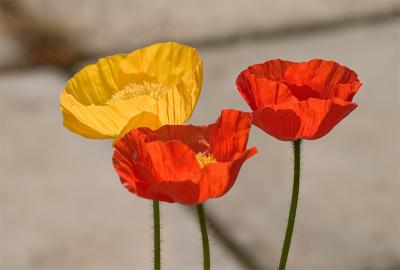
[[60, 42, 202, 139], [62, 105, 108, 139], [64, 54, 127, 105], [154, 83, 198, 125], [61, 91, 158, 138], [120, 42, 203, 125], [113, 112, 162, 144], [120, 42, 201, 81]]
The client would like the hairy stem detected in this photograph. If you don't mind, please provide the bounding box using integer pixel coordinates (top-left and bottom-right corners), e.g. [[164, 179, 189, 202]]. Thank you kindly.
[[279, 139, 301, 270], [197, 204, 210, 270], [153, 200, 161, 270]]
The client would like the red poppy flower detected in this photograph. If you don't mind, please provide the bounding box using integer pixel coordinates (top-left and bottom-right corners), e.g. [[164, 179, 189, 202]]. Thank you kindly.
[[112, 110, 257, 204], [236, 59, 362, 140]]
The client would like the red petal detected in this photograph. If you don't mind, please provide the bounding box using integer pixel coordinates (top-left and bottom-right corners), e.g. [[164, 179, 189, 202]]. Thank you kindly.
[[311, 99, 357, 139], [252, 98, 357, 140], [145, 140, 199, 180], [156, 147, 257, 204], [113, 131, 175, 202], [113, 129, 200, 202], [236, 60, 294, 110], [196, 147, 257, 203], [332, 81, 362, 102], [284, 59, 360, 100], [153, 125, 210, 154], [248, 59, 293, 80], [208, 110, 252, 161], [252, 107, 301, 141], [154, 180, 201, 204]]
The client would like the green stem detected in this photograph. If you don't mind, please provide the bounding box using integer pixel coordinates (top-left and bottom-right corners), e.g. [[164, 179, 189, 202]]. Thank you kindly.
[[197, 204, 210, 270], [278, 139, 301, 270], [153, 200, 161, 270]]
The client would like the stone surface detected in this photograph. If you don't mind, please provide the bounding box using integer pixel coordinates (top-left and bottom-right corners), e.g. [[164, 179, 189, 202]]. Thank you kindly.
[[0, 70, 241, 270], [190, 19, 400, 269], [1, 0, 399, 58]]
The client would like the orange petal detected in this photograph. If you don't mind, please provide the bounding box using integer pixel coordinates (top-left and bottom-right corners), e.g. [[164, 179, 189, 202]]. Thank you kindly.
[[155, 147, 257, 204], [284, 59, 360, 100], [153, 124, 209, 154], [144, 140, 200, 181], [252, 107, 301, 141], [253, 98, 357, 140], [196, 148, 257, 203], [236, 63, 293, 110], [208, 110, 252, 161]]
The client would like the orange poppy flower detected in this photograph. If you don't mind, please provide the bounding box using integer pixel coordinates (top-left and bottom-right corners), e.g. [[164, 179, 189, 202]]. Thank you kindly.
[[236, 59, 362, 140], [112, 110, 257, 204]]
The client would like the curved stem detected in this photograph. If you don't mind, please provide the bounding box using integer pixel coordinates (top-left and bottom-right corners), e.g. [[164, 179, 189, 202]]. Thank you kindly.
[[279, 139, 301, 270], [153, 200, 161, 270], [197, 204, 210, 270]]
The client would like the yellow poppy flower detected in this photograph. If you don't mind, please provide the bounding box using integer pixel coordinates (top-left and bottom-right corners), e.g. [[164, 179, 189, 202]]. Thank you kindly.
[[60, 42, 203, 139]]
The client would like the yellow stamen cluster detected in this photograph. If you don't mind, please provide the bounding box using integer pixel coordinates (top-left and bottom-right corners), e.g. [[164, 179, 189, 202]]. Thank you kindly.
[[195, 152, 217, 168], [106, 82, 168, 104]]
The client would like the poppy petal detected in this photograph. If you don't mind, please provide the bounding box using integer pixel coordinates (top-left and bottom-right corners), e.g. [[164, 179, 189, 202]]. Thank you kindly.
[[196, 147, 258, 203], [113, 131, 198, 202], [247, 59, 292, 80], [64, 54, 126, 105], [120, 42, 203, 126], [284, 59, 360, 100], [114, 111, 162, 144], [113, 149, 175, 203], [155, 147, 257, 204], [61, 93, 158, 138], [333, 81, 362, 102], [209, 110, 252, 161], [253, 98, 357, 140], [154, 180, 201, 204], [153, 124, 209, 154], [252, 107, 301, 141], [120, 42, 202, 84], [144, 140, 200, 181], [236, 68, 293, 110], [62, 105, 109, 139], [311, 99, 357, 139]]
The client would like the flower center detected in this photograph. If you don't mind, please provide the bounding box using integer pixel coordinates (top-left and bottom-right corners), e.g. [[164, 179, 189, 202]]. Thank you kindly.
[[195, 152, 217, 168], [105, 82, 168, 105]]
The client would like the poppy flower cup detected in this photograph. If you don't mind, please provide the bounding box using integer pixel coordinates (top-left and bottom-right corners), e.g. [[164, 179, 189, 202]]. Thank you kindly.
[[60, 42, 202, 139], [112, 110, 257, 204], [236, 59, 362, 140]]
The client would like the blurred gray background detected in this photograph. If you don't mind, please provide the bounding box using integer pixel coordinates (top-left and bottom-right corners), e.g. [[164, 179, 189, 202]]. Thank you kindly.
[[1, 1, 399, 269]]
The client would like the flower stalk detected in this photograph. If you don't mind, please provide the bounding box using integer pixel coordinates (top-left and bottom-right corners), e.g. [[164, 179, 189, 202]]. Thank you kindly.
[[279, 139, 301, 270], [153, 200, 161, 270], [197, 204, 210, 270]]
